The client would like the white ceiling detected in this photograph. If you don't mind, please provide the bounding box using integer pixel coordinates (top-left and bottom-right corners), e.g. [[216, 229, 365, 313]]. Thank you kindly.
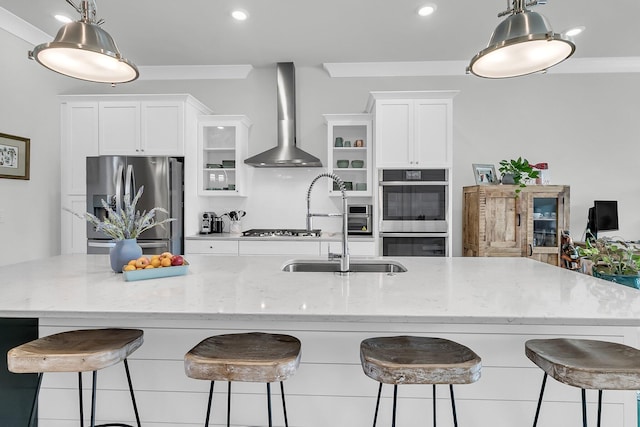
[[1, 0, 638, 71]]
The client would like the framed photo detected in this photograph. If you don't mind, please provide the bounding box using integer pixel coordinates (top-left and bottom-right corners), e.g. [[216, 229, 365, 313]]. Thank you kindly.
[[0, 133, 30, 180], [472, 163, 497, 185]]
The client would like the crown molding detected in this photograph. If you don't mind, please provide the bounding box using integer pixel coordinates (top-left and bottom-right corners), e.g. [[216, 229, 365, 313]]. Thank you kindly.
[[323, 57, 640, 77]]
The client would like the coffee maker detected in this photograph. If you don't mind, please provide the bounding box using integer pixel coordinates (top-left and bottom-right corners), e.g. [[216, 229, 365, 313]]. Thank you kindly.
[[200, 212, 225, 234], [200, 212, 216, 234]]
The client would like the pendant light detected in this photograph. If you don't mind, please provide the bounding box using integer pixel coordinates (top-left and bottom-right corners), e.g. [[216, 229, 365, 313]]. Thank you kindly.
[[28, 0, 138, 84], [467, 0, 575, 79]]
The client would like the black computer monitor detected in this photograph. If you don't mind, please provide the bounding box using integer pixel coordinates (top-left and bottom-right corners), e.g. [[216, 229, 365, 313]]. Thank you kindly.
[[587, 200, 619, 239]]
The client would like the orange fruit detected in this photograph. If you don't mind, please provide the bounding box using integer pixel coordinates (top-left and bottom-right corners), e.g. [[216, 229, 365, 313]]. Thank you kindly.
[[150, 258, 161, 268], [144, 265, 155, 269], [127, 259, 137, 266], [160, 257, 172, 267], [135, 256, 150, 268], [123, 265, 136, 272]]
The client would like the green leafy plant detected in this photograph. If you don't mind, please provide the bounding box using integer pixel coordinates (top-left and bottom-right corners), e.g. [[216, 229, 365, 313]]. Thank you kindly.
[[67, 186, 175, 240], [498, 157, 540, 195], [580, 238, 640, 276]]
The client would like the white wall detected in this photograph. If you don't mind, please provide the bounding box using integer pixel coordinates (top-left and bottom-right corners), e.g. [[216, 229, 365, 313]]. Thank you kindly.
[[0, 29, 85, 266], [2, 24, 640, 264]]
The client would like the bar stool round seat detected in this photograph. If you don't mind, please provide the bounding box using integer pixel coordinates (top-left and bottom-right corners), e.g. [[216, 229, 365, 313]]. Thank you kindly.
[[7, 328, 144, 427], [360, 336, 482, 427], [184, 332, 302, 427], [526, 338, 640, 426]]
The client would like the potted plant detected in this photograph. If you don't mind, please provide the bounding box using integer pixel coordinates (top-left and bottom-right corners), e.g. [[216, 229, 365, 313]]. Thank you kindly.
[[69, 186, 175, 272], [578, 238, 640, 289], [498, 157, 540, 195]]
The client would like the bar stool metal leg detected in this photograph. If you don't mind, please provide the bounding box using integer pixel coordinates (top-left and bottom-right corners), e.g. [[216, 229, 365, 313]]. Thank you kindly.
[[204, 381, 214, 427], [432, 384, 437, 427], [227, 382, 232, 427], [581, 389, 587, 427], [597, 390, 603, 427], [391, 384, 398, 427], [267, 382, 273, 427], [532, 373, 548, 427], [27, 373, 43, 427], [450, 385, 458, 427], [122, 359, 142, 427], [372, 382, 383, 427], [280, 381, 289, 427], [78, 373, 85, 427]]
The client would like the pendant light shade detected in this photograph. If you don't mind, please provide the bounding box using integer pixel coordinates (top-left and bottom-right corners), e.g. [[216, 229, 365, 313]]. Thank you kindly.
[[29, 0, 138, 84], [468, 1, 575, 78]]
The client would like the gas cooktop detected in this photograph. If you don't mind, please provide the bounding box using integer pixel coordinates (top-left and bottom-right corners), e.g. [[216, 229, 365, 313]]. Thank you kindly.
[[242, 229, 322, 238]]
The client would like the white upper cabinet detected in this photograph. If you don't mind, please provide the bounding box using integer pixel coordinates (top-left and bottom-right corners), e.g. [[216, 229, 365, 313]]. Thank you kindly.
[[197, 115, 252, 197], [367, 91, 457, 168], [324, 114, 372, 197], [99, 99, 186, 156]]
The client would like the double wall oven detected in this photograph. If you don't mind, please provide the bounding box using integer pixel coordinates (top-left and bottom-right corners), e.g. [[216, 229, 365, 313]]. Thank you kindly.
[[379, 169, 449, 256]]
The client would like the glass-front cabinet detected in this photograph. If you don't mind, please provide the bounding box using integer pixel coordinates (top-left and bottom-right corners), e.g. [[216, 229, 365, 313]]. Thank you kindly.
[[198, 115, 251, 196], [523, 186, 570, 266], [324, 114, 372, 197]]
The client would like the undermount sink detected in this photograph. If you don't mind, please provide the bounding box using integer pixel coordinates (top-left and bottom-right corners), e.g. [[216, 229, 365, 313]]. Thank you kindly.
[[281, 259, 407, 273]]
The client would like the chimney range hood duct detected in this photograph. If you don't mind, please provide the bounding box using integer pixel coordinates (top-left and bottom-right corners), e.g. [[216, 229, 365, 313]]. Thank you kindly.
[[244, 62, 322, 167]]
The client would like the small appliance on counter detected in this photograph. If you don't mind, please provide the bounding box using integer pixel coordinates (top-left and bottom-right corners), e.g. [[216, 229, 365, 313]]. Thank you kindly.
[[200, 212, 216, 234], [200, 212, 224, 234], [348, 204, 373, 235]]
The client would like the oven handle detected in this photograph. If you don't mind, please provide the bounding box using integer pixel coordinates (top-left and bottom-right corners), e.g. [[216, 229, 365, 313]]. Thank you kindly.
[[379, 181, 449, 186], [380, 232, 449, 237]]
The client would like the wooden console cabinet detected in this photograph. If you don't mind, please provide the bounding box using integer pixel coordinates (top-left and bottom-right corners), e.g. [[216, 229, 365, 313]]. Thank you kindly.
[[463, 185, 570, 266]]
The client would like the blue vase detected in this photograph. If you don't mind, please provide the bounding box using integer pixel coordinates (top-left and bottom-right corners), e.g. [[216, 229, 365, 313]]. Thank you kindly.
[[109, 239, 143, 273]]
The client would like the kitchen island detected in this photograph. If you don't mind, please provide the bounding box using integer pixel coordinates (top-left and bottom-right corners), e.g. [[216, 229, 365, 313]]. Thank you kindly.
[[2, 254, 640, 427]]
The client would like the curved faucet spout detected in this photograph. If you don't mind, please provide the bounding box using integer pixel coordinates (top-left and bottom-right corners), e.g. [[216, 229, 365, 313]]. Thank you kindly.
[[306, 173, 350, 273]]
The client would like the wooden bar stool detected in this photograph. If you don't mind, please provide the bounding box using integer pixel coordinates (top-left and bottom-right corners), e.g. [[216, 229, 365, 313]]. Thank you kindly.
[[7, 328, 143, 427], [184, 332, 301, 427], [526, 338, 640, 427], [360, 336, 482, 427]]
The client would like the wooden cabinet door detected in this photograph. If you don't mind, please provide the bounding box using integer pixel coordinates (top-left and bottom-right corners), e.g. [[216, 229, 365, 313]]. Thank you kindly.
[[480, 187, 522, 256]]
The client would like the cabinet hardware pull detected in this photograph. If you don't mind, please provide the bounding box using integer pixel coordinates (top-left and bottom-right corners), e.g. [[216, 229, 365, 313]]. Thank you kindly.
[[517, 213, 521, 226], [529, 244, 533, 256]]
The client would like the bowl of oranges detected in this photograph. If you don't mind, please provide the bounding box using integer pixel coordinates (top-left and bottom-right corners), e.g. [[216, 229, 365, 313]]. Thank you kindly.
[[122, 252, 188, 282]]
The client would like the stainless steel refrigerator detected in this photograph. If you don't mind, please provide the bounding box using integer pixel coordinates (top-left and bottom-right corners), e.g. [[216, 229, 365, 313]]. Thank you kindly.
[[86, 156, 183, 255]]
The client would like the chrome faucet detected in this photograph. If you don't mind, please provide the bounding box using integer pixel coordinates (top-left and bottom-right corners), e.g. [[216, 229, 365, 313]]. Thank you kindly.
[[306, 173, 350, 273]]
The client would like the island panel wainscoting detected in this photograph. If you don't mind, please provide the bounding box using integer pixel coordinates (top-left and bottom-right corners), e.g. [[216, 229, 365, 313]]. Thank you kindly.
[[2, 255, 640, 427]]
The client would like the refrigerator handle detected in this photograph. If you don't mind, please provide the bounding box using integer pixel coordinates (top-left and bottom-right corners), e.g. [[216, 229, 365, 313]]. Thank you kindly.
[[125, 164, 135, 204], [115, 164, 124, 212]]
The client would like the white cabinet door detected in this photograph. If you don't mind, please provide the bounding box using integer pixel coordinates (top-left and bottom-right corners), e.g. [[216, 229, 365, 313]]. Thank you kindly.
[[184, 240, 239, 255], [61, 195, 87, 254], [414, 100, 451, 167], [375, 100, 412, 168], [141, 101, 185, 155], [238, 241, 320, 256], [61, 102, 99, 195], [99, 102, 141, 155]]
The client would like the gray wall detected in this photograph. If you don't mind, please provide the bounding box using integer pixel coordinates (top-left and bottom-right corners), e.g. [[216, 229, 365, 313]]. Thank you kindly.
[[2, 24, 639, 265]]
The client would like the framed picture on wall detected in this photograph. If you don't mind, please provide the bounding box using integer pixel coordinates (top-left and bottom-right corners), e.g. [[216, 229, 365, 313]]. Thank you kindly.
[[472, 163, 497, 185], [0, 133, 30, 180]]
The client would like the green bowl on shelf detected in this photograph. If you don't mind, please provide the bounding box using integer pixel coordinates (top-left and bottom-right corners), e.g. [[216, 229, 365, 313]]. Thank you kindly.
[[222, 160, 236, 168], [336, 160, 349, 168], [351, 160, 364, 168]]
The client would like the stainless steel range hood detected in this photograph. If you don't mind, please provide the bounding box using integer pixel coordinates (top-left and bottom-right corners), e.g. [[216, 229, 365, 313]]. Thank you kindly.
[[244, 62, 322, 167]]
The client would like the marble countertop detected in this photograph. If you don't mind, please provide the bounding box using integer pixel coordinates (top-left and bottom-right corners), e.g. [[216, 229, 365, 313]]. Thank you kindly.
[[1, 255, 640, 325]]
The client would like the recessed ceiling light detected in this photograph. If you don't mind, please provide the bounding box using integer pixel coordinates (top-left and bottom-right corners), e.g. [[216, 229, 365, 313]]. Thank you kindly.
[[54, 14, 73, 24], [417, 4, 437, 17], [231, 9, 249, 21], [565, 26, 586, 37]]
